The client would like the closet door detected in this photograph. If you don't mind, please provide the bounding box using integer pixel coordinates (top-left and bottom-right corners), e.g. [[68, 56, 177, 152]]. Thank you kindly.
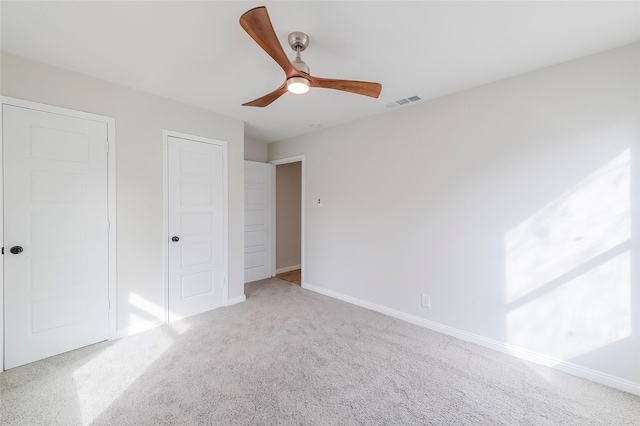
[[167, 136, 225, 321], [3, 104, 109, 369]]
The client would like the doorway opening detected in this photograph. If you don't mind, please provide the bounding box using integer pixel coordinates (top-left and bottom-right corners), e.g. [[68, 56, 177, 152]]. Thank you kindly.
[[271, 157, 304, 286]]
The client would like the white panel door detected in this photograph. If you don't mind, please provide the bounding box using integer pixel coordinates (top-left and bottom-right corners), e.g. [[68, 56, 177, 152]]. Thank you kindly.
[[3, 104, 109, 369], [168, 136, 224, 321], [244, 161, 274, 283]]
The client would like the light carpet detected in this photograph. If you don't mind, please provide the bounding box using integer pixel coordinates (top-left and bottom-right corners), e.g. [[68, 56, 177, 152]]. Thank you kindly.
[[1, 278, 639, 425]]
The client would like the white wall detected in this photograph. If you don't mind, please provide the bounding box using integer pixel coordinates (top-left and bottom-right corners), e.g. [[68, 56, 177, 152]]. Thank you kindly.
[[1, 52, 245, 336], [269, 43, 640, 388], [276, 162, 302, 271], [244, 136, 268, 163]]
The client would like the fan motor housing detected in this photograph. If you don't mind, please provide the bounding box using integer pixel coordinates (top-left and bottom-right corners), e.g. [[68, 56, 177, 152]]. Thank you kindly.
[[288, 32, 309, 51]]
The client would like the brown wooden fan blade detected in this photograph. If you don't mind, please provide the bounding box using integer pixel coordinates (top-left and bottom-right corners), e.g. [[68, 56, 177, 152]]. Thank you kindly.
[[242, 82, 288, 107], [240, 6, 295, 76], [309, 77, 382, 98]]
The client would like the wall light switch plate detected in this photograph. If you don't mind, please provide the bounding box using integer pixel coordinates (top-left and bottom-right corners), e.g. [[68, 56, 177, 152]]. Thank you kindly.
[[421, 294, 431, 308]]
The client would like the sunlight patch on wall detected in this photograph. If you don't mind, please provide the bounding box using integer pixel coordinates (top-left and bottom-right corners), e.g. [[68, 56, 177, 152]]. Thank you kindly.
[[507, 251, 631, 361], [506, 150, 630, 304], [505, 149, 632, 362], [130, 292, 165, 320], [125, 291, 169, 336]]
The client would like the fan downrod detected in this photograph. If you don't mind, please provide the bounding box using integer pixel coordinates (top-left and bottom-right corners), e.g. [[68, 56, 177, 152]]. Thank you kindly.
[[288, 32, 310, 74]]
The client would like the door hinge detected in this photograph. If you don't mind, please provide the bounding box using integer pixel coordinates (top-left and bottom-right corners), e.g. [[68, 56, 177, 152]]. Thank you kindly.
[[105, 141, 109, 152], [107, 221, 111, 233], [1, 247, 3, 255], [108, 299, 111, 311]]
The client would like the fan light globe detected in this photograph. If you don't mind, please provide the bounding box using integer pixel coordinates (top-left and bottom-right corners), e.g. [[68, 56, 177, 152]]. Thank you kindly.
[[287, 77, 310, 94]]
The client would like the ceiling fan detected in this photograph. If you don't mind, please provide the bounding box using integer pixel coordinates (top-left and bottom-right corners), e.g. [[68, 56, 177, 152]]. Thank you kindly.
[[239, 6, 382, 107]]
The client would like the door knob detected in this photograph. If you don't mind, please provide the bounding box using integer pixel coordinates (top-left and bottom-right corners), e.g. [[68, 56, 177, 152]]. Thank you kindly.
[[10, 246, 23, 254], [171, 236, 180, 242]]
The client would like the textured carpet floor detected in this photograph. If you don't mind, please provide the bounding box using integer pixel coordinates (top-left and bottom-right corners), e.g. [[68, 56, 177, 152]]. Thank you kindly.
[[1, 278, 639, 425]]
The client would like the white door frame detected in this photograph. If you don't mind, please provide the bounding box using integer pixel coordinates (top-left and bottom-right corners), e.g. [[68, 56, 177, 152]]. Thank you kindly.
[[270, 155, 305, 286], [0, 96, 118, 371], [162, 130, 229, 323]]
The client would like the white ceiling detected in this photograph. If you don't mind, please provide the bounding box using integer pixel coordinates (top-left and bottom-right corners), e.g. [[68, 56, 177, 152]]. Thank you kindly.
[[2, 1, 639, 143]]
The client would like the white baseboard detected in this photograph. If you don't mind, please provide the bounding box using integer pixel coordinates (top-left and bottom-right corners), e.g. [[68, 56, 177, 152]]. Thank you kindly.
[[227, 295, 246, 306], [302, 282, 640, 396], [276, 264, 301, 274]]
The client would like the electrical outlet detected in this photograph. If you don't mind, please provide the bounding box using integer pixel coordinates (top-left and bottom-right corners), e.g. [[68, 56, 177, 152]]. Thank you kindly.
[[421, 294, 431, 308]]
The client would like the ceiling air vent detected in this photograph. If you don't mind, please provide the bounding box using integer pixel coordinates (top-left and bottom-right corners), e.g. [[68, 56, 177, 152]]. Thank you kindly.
[[386, 95, 422, 108]]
